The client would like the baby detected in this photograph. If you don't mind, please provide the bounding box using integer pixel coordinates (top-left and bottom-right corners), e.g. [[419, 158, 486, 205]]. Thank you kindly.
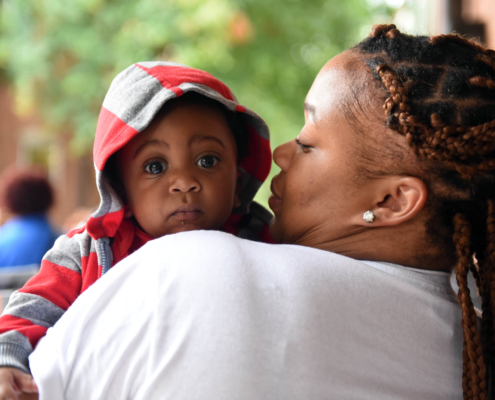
[[0, 62, 272, 399]]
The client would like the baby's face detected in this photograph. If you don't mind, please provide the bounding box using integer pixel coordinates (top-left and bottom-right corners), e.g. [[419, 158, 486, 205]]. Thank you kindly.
[[117, 102, 239, 238]]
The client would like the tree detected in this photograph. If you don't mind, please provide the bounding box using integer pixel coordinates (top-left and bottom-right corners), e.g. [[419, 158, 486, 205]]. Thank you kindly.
[[0, 0, 393, 203]]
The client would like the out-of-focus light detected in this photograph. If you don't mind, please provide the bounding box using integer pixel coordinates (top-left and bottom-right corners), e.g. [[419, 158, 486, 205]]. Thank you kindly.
[[393, 9, 416, 32], [290, 43, 306, 66], [360, 24, 373, 38], [300, 43, 320, 64], [385, 0, 405, 9], [290, 34, 331, 67], [229, 11, 255, 45]]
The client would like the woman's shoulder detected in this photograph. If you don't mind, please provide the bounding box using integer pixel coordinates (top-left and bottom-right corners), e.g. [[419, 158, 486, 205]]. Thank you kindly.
[[142, 230, 350, 264], [129, 230, 376, 287]]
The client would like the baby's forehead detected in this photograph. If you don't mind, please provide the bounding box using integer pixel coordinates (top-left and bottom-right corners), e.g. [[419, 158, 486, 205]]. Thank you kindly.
[[116, 104, 237, 160]]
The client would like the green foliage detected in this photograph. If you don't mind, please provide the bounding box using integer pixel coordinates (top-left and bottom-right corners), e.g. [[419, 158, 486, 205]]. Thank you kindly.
[[0, 0, 392, 204]]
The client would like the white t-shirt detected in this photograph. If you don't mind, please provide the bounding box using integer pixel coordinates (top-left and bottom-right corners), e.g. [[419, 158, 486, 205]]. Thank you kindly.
[[30, 231, 463, 400]]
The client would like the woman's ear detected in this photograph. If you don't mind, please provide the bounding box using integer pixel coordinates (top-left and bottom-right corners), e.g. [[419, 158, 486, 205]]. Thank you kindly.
[[357, 176, 428, 227]]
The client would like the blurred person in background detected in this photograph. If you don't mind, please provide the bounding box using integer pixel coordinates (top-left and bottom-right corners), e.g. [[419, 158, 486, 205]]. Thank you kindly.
[[0, 167, 59, 268]]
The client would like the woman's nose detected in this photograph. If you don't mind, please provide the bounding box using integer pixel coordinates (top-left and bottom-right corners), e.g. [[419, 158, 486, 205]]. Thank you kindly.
[[169, 169, 201, 193], [273, 140, 295, 172]]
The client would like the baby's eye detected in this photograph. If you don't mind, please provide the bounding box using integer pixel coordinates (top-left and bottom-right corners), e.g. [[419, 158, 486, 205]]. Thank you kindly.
[[196, 156, 219, 168], [144, 161, 167, 174]]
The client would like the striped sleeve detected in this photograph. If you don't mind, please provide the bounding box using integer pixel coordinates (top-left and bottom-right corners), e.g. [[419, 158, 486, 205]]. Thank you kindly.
[[0, 231, 89, 373]]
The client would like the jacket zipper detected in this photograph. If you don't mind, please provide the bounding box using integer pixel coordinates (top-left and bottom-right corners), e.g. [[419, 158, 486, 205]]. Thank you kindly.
[[98, 238, 111, 276]]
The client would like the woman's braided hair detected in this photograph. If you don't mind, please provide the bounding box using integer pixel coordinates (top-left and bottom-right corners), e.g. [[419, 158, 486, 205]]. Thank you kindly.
[[355, 24, 495, 399]]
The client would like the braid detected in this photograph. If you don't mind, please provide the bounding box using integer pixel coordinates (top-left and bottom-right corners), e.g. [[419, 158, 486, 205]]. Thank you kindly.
[[373, 60, 495, 180], [470, 77, 495, 90], [371, 24, 400, 40], [476, 54, 495, 72], [480, 200, 495, 384], [430, 33, 489, 55], [454, 214, 487, 399], [355, 24, 495, 399]]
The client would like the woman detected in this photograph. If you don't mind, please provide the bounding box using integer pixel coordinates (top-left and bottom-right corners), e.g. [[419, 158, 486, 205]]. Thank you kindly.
[[17, 25, 495, 399]]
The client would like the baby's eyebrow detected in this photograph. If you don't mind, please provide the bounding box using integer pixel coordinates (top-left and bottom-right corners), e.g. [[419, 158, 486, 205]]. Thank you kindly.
[[188, 134, 225, 148], [134, 139, 169, 158]]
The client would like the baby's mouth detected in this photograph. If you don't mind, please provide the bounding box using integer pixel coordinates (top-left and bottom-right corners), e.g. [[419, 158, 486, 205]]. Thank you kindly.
[[169, 205, 203, 222]]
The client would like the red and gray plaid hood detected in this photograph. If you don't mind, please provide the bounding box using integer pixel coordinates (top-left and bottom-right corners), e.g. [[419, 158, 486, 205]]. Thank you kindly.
[[86, 61, 271, 240]]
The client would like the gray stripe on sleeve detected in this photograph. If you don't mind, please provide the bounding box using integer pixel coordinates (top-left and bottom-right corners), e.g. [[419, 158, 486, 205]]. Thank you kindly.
[[0, 331, 33, 373], [43, 234, 85, 272], [3, 292, 65, 328]]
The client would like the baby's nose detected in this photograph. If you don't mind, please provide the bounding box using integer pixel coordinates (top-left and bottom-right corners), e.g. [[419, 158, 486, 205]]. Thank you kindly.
[[169, 170, 200, 193]]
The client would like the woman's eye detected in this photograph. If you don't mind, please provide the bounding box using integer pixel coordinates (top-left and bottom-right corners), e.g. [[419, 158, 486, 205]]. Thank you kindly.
[[295, 138, 312, 152], [144, 161, 167, 174], [197, 156, 219, 168]]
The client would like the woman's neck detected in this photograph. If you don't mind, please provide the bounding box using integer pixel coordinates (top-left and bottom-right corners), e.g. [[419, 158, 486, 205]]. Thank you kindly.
[[296, 222, 453, 273]]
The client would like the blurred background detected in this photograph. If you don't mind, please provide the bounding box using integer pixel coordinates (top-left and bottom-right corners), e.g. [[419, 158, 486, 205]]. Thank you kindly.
[[0, 0, 493, 228]]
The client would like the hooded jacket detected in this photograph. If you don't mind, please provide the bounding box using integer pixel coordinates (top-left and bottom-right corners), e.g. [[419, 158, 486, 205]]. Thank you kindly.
[[0, 62, 273, 373]]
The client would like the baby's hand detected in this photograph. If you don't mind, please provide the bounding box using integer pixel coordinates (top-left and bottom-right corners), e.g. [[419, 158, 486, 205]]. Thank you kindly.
[[0, 367, 38, 400]]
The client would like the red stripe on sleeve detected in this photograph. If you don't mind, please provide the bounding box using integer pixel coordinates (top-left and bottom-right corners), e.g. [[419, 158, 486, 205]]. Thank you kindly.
[[20, 260, 82, 311], [0, 315, 48, 348]]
